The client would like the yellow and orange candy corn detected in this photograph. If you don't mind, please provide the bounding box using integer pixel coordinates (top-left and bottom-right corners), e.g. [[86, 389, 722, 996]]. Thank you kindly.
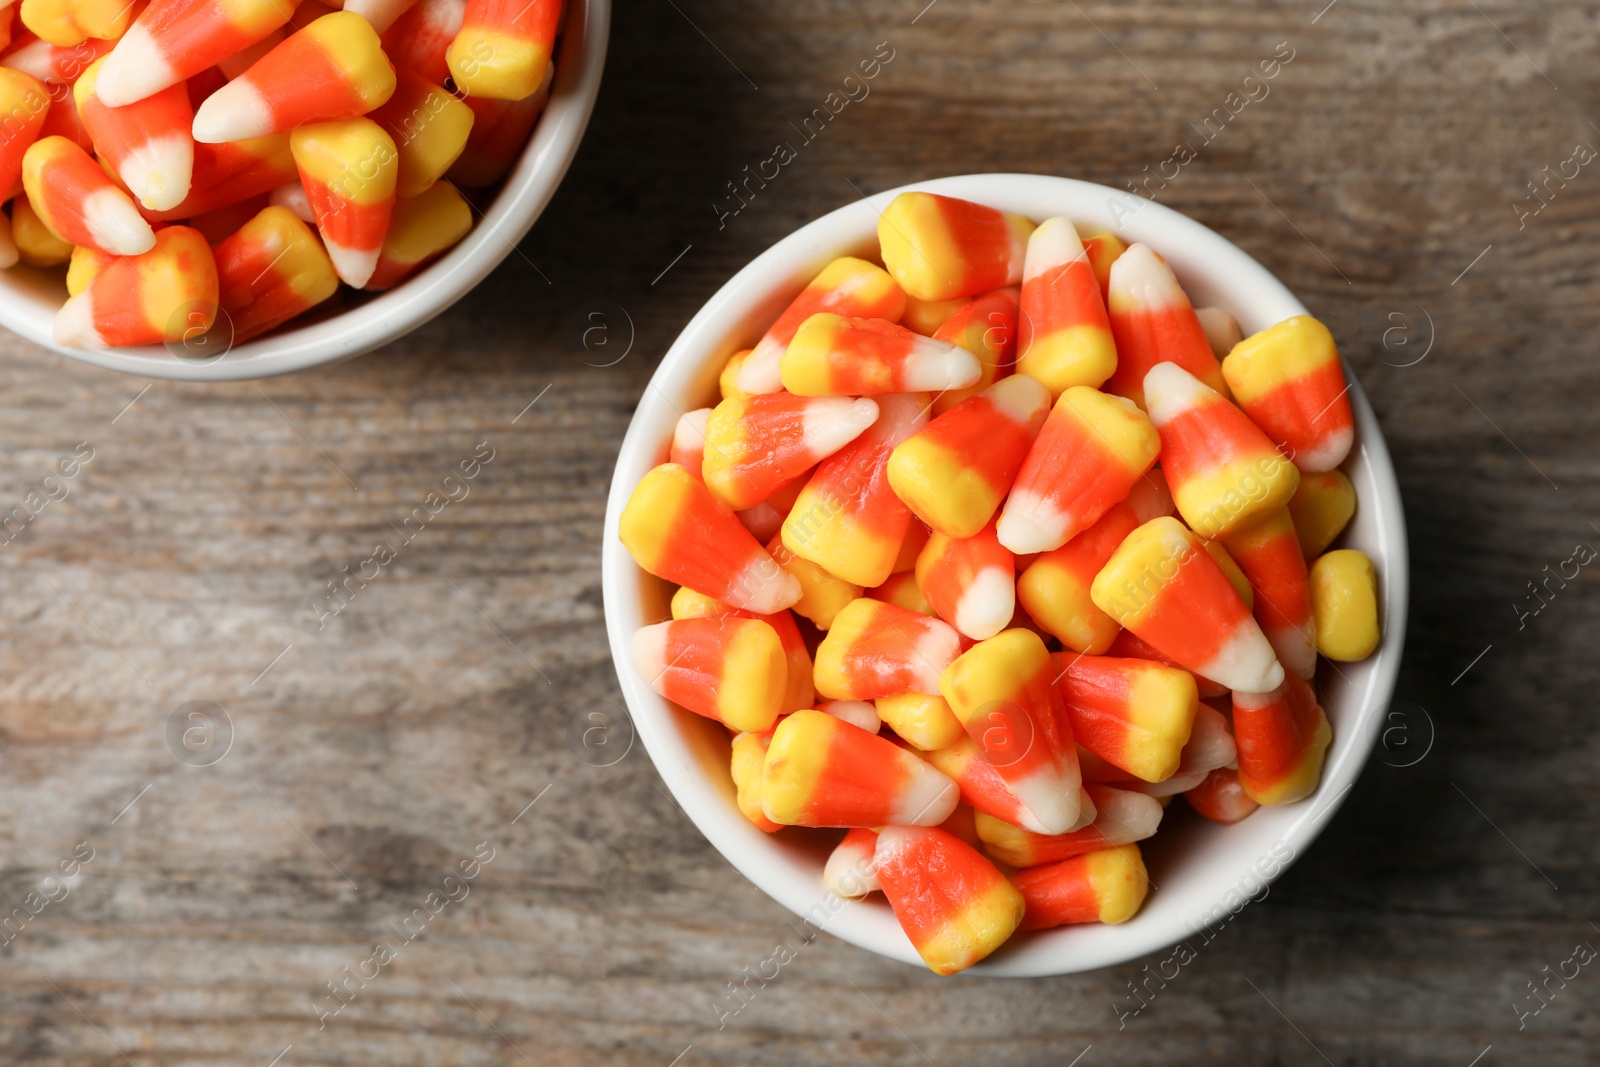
[[813, 596, 961, 700], [867, 569, 932, 616], [824, 827, 880, 897], [446, 0, 559, 100], [888, 372, 1049, 540], [1222, 507, 1316, 680], [20, 0, 133, 47], [1232, 672, 1332, 806], [631, 616, 786, 734], [780, 313, 978, 397], [1052, 653, 1199, 783], [763, 533, 857, 630], [922, 735, 1059, 834], [780, 391, 926, 588], [150, 132, 295, 220], [54, 224, 217, 346], [619, 463, 801, 615], [1108, 627, 1227, 699], [1013, 844, 1148, 930], [368, 64, 472, 198], [194, 13, 395, 143], [668, 586, 814, 714], [930, 286, 1017, 413], [915, 522, 1015, 641], [874, 824, 1025, 975], [213, 204, 337, 342], [1222, 315, 1354, 473], [1091, 516, 1285, 694], [380, 0, 463, 86], [1104, 242, 1226, 411], [735, 257, 906, 395], [730, 730, 781, 833], [974, 784, 1163, 867], [95, 0, 295, 107], [996, 385, 1160, 554], [1144, 360, 1300, 539], [365, 178, 471, 289], [701, 392, 879, 511], [0, 67, 49, 194], [1016, 216, 1117, 395], [1195, 305, 1242, 359], [1309, 548, 1379, 661], [1016, 501, 1138, 655], [901, 292, 965, 336], [22, 135, 155, 253], [1183, 766, 1259, 824], [940, 628, 1090, 835], [762, 709, 958, 827], [11, 193, 73, 265], [1290, 469, 1356, 560], [76, 57, 194, 213], [1081, 230, 1125, 296], [874, 691, 962, 750], [1137, 702, 1237, 797], [448, 74, 547, 186], [877, 190, 1032, 302], [290, 116, 396, 288]]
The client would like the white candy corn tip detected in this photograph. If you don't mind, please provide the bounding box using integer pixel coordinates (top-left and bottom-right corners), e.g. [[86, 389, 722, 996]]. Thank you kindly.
[[984, 372, 1050, 424], [344, 0, 417, 33], [735, 337, 785, 394], [1195, 620, 1284, 694], [192, 80, 275, 143], [82, 188, 156, 256], [908, 618, 962, 695], [1, 38, 56, 83], [1195, 306, 1242, 359], [1142, 361, 1216, 427], [819, 699, 881, 734], [269, 181, 315, 223], [901, 338, 981, 392], [1181, 706, 1239, 776], [728, 556, 801, 615], [1265, 621, 1319, 681], [120, 134, 194, 212], [672, 407, 710, 453], [1294, 424, 1354, 474], [1023, 216, 1087, 280], [325, 239, 381, 289], [53, 292, 106, 348], [96, 24, 179, 107], [1109, 241, 1190, 311], [1006, 769, 1089, 836], [951, 566, 1014, 641], [823, 836, 880, 898], [1141, 767, 1209, 798], [1089, 787, 1165, 844], [628, 621, 672, 694], [1125, 469, 1176, 523], [887, 766, 960, 826], [996, 489, 1069, 554], [802, 396, 879, 457]]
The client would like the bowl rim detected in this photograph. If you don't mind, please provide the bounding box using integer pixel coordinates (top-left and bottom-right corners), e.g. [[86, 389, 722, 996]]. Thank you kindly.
[[601, 172, 1410, 978], [0, 0, 611, 382]]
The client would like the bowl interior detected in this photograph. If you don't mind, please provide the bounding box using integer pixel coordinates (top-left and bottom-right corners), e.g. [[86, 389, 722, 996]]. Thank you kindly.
[[0, 0, 610, 381], [602, 173, 1408, 977]]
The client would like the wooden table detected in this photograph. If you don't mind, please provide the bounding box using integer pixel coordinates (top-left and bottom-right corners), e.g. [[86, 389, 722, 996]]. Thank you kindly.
[[1, 1, 1594, 1063]]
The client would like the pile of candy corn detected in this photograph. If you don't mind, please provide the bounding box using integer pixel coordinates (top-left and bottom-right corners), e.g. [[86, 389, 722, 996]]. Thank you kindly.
[[0, 0, 563, 348], [619, 190, 1381, 976]]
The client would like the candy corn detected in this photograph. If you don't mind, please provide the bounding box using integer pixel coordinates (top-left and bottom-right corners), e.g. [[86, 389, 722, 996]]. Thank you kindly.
[[1221, 315, 1354, 473], [780, 392, 926, 588], [1309, 548, 1379, 661], [668, 587, 814, 714], [631, 617, 786, 734], [1015, 502, 1138, 655], [619, 463, 800, 615], [930, 286, 1017, 413], [1013, 844, 1148, 930], [213, 204, 338, 341], [22, 135, 155, 253], [379, 0, 462, 86], [54, 224, 218, 346], [763, 533, 858, 630], [1016, 216, 1116, 395], [1222, 507, 1316, 680], [813, 596, 961, 700], [996, 385, 1160, 554], [668, 408, 708, 479], [1081, 230, 1124, 296], [74, 57, 193, 213], [447, 74, 546, 186], [874, 825, 1025, 975], [1144, 361, 1300, 539], [1194, 306, 1242, 359], [874, 691, 963, 750], [343, 0, 419, 33], [820, 698, 880, 734], [974, 785, 1162, 867], [701, 392, 879, 511], [867, 569, 932, 616], [1091, 516, 1284, 694], [95, 0, 296, 107], [1104, 242, 1226, 411], [367, 63, 471, 198], [1107, 627, 1227, 699], [824, 828, 879, 897], [900, 292, 965, 336], [1124, 467, 1175, 523], [0, 67, 49, 194], [915, 522, 1015, 641], [290, 116, 396, 288], [1053, 653, 1199, 783], [11, 193, 72, 264], [1205, 541, 1253, 608], [2, 34, 116, 87], [762, 710, 958, 827], [1183, 766, 1259, 824], [1289, 469, 1356, 560], [365, 178, 471, 289], [149, 132, 295, 220], [940, 629, 1089, 835], [446, 0, 558, 100], [730, 731, 781, 833], [877, 191, 1033, 302], [781, 313, 978, 397], [887, 372, 1049, 540], [194, 13, 396, 143], [20, 0, 133, 49], [1233, 673, 1331, 806]]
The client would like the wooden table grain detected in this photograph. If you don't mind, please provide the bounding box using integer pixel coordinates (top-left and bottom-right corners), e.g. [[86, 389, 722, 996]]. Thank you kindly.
[[1, 1, 1596, 1064]]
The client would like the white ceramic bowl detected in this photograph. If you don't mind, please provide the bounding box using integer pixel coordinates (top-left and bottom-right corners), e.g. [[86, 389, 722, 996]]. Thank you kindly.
[[0, 0, 609, 381], [602, 173, 1408, 978]]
